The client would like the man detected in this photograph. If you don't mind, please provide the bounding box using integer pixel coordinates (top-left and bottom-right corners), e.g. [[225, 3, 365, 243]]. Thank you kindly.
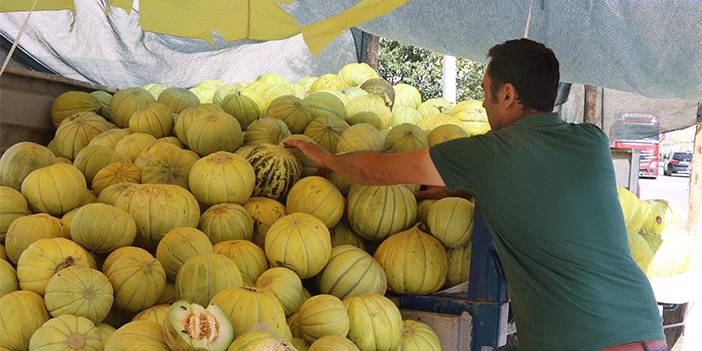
[[285, 38, 665, 351]]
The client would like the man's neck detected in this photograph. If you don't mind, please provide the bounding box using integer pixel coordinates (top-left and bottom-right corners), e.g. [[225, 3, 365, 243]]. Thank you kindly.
[[506, 108, 549, 126]]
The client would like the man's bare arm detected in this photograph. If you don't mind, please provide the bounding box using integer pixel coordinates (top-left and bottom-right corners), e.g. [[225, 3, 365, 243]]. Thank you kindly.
[[284, 139, 445, 187]]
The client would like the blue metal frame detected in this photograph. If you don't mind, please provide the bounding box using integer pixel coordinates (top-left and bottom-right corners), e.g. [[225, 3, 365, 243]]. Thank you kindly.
[[396, 205, 510, 349]]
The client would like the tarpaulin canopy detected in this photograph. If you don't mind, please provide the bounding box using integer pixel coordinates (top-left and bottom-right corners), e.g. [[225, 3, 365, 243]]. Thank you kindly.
[[2, 0, 702, 101]]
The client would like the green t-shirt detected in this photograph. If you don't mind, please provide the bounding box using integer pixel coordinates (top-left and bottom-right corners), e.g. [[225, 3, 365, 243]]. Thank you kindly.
[[429, 112, 664, 351]]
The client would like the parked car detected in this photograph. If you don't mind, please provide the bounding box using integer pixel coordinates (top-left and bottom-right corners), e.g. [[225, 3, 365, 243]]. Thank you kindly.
[[663, 151, 692, 176]]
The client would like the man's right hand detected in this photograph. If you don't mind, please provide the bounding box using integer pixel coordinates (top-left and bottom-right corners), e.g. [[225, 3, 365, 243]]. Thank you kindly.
[[283, 139, 333, 170]]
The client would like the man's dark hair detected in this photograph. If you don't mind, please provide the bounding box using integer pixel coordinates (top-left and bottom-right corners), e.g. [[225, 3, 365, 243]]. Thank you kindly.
[[487, 39, 560, 112]]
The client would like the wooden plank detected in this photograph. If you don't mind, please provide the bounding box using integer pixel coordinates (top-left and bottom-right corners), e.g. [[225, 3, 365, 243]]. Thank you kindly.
[[365, 34, 380, 70], [584, 84, 598, 125]]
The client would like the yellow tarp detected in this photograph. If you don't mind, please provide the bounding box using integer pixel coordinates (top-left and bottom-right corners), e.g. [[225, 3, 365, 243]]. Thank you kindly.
[[0, 0, 73, 12], [301, 0, 407, 54], [9, 0, 407, 53]]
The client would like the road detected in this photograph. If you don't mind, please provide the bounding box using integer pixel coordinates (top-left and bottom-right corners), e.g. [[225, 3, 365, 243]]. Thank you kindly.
[[639, 174, 700, 350]]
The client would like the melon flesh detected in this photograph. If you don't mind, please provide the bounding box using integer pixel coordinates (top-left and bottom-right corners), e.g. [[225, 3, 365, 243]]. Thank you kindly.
[[163, 300, 233, 351]]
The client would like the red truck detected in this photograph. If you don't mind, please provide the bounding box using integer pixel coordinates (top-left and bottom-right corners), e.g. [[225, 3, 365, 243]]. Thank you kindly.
[[610, 112, 661, 178]]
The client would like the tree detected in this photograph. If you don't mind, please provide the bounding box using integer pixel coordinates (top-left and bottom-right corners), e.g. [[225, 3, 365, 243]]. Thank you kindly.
[[377, 38, 486, 102]]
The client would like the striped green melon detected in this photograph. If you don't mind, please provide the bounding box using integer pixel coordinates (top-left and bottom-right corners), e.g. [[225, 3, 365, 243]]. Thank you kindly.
[[21, 163, 87, 217], [214, 240, 268, 283], [51, 91, 102, 127], [142, 83, 168, 99], [374, 225, 447, 294], [114, 132, 158, 162], [128, 102, 174, 138], [132, 304, 170, 325], [265, 95, 315, 133], [264, 213, 332, 279], [418, 98, 452, 118], [318, 245, 386, 300], [157, 136, 183, 147], [112, 184, 200, 251], [255, 267, 305, 317], [157, 87, 199, 113], [330, 222, 366, 250], [309, 74, 349, 93], [0, 186, 30, 238], [104, 321, 169, 351], [211, 287, 292, 341], [213, 82, 245, 106], [44, 267, 114, 324], [337, 123, 384, 154], [104, 250, 166, 313], [174, 103, 223, 145], [303, 92, 347, 121], [189, 151, 255, 206], [417, 199, 436, 226], [5, 214, 69, 264], [186, 112, 243, 156], [427, 124, 468, 146], [360, 78, 395, 109], [389, 106, 421, 127], [286, 176, 344, 228], [54, 112, 114, 160], [281, 135, 318, 177], [109, 88, 156, 128], [0, 290, 50, 351], [136, 143, 199, 189], [0, 142, 56, 190], [298, 295, 349, 343], [17, 238, 93, 295], [346, 112, 382, 130], [243, 197, 287, 248], [338, 62, 379, 87], [309, 336, 359, 351], [384, 123, 428, 152], [0, 258, 18, 298], [392, 84, 421, 109], [244, 117, 292, 146], [91, 162, 141, 195], [227, 332, 295, 351], [244, 144, 303, 201], [73, 144, 131, 184], [221, 91, 262, 129], [347, 95, 391, 130], [176, 254, 242, 306], [70, 203, 137, 255], [446, 244, 471, 287], [91, 90, 112, 119], [325, 172, 354, 196], [344, 294, 402, 351], [427, 197, 474, 248], [303, 115, 349, 153], [89, 128, 131, 149], [198, 203, 254, 243], [397, 320, 441, 351], [343, 86, 369, 101], [346, 185, 417, 241], [156, 227, 213, 281]]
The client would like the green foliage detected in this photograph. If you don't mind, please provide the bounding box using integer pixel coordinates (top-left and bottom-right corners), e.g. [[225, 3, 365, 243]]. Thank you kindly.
[[377, 38, 486, 102]]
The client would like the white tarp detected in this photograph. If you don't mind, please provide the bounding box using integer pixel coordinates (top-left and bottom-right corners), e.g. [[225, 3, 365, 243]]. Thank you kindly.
[[2, 1, 701, 100]]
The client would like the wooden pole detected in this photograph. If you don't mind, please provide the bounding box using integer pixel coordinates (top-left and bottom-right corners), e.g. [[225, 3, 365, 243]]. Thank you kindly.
[[365, 34, 380, 70], [688, 117, 702, 237], [584, 85, 599, 126]]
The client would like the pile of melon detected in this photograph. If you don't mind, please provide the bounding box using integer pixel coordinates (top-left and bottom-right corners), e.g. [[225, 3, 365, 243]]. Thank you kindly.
[[0, 63, 486, 351]]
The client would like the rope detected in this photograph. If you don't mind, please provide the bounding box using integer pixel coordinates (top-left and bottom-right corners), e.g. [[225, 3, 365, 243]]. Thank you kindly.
[[523, 0, 534, 38], [0, 0, 40, 80]]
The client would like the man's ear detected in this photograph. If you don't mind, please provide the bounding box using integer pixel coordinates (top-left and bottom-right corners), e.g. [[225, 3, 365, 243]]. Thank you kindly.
[[502, 83, 518, 107]]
